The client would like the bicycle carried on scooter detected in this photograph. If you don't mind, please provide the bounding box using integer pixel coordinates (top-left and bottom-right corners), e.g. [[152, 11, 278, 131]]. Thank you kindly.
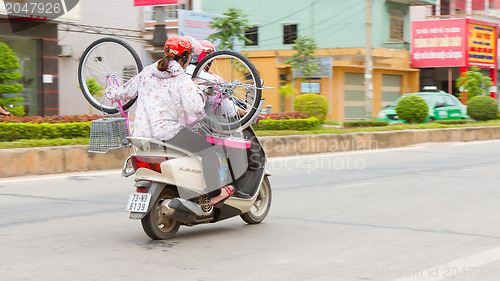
[[78, 37, 272, 239]]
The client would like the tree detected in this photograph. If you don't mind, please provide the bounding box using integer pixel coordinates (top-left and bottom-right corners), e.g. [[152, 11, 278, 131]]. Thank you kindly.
[[278, 83, 297, 97], [0, 42, 24, 116], [86, 78, 105, 97], [455, 66, 493, 101], [285, 36, 320, 80], [208, 8, 252, 50]]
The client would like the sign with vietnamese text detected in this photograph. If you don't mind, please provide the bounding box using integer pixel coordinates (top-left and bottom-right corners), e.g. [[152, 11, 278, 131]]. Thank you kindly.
[[292, 57, 332, 78], [177, 10, 218, 40], [468, 23, 496, 68], [411, 19, 467, 68]]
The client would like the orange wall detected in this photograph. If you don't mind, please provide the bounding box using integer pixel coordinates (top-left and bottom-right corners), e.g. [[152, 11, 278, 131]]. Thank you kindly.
[[245, 48, 420, 121]]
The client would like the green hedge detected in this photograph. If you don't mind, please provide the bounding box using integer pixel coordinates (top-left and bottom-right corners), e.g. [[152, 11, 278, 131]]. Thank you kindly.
[[435, 120, 469, 125], [252, 117, 320, 131], [0, 122, 91, 141], [343, 121, 389, 128]]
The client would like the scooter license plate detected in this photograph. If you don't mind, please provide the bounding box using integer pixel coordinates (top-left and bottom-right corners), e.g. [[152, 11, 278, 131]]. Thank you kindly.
[[126, 193, 151, 213]]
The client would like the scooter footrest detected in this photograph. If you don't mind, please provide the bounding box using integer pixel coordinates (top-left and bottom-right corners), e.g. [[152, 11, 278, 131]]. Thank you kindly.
[[168, 198, 203, 216]]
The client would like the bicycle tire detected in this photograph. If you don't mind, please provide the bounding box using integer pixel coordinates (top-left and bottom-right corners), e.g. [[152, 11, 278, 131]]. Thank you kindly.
[[192, 50, 262, 133], [78, 37, 143, 114]]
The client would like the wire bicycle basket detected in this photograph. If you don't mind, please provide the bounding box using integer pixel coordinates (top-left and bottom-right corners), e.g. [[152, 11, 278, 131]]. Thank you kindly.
[[88, 117, 130, 153]]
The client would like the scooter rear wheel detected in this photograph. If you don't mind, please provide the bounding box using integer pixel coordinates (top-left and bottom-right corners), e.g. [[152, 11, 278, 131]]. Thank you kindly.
[[141, 188, 181, 240], [241, 177, 272, 224]]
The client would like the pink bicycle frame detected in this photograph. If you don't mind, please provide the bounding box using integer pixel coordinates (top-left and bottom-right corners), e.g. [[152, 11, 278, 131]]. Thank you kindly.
[[107, 76, 130, 135]]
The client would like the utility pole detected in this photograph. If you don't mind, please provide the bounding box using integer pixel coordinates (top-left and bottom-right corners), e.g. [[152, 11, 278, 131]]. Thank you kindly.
[[466, 0, 472, 15], [149, 6, 167, 61], [364, 0, 372, 120]]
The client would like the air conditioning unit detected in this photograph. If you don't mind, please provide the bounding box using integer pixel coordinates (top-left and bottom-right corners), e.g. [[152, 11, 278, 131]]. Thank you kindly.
[[58, 45, 72, 57]]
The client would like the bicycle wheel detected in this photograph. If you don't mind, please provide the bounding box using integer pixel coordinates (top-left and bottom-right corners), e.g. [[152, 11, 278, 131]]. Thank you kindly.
[[192, 50, 262, 133], [78, 37, 143, 114]]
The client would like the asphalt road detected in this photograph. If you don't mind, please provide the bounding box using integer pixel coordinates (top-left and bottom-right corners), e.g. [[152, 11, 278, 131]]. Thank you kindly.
[[1, 140, 500, 281]]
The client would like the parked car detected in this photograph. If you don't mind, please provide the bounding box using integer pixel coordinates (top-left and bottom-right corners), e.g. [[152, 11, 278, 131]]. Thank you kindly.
[[376, 90, 469, 123]]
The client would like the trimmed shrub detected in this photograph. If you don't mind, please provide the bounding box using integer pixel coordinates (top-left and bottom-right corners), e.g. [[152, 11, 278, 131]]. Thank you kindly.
[[467, 96, 498, 121], [293, 93, 328, 122], [0, 122, 91, 141], [396, 95, 429, 124], [252, 117, 320, 131], [343, 121, 389, 128], [435, 120, 469, 125]]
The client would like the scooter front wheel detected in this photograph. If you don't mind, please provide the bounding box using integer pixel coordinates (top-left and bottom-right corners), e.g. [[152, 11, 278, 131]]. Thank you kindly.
[[141, 188, 180, 240], [241, 177, 272, 224]]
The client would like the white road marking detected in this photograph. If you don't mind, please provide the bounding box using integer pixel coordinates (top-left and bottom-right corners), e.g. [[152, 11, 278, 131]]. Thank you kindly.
[[332, 182, 373, 190], [457, 167, 487, 172], [393, 246, 500, 281]]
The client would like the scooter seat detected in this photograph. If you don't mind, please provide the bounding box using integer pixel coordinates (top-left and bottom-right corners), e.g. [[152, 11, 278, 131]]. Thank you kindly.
[[206, 135, 251, 149]]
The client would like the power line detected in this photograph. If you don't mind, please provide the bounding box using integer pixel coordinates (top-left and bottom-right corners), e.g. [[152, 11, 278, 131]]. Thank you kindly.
[[57, 22, 145, 42], [256, 0, 365, 45], [258, 0, 321, 28]]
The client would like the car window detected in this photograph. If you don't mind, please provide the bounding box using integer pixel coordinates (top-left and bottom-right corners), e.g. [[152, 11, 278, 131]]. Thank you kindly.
[[416, 94, 434, 106], [389, 94, 434, 107], [445, 95, 458, 106], [435, 95, 445, 106]]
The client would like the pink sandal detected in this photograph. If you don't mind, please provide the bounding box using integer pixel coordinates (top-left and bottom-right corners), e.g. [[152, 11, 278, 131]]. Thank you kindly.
[[213, 185, 234, 206]]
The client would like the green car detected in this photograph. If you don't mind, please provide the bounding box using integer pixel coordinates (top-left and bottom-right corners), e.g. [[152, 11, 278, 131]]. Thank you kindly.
[[376, 91, 469, 123]]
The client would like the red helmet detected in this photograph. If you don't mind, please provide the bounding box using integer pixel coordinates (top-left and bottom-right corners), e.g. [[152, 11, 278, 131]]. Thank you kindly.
[[164, 35, 193, 55], [197, 40, 216, 62]]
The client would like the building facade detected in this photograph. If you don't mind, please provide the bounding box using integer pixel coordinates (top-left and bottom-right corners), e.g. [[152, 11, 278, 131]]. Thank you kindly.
[[201, 0, 434, 121], [58, 0, 144, 115], [0, 0, 145, 116], [0, 15, 61, 116], [411, 0, 500, 102]]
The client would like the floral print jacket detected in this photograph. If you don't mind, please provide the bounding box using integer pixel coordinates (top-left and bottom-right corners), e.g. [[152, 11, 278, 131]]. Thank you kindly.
[[105, 60, 204, 140]]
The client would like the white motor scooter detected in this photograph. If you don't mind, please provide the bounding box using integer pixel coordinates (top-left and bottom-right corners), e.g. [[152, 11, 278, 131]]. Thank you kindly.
[[122, 126, 271, 239], [78, 37, 272, 240]]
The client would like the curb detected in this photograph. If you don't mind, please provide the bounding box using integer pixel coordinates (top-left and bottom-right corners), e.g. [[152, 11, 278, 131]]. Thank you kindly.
[[1, 126, 500, 178]]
